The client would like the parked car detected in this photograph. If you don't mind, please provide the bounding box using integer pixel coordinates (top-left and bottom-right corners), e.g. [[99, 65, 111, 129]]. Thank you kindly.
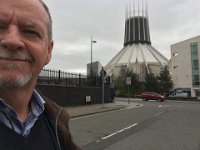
[[140, 92, 165, 102]]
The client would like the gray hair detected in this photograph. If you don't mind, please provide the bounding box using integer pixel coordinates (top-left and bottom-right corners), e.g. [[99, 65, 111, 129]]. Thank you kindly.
[[39, 0, 53, 41]]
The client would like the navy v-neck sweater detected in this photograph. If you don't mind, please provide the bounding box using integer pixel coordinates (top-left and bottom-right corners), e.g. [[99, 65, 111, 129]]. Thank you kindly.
[[0, 113, 59, 150]]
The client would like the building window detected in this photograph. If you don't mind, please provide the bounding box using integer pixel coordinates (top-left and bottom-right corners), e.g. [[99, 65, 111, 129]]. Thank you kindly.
[[196, 91, 200, 97], [193, 75, 200, 86], [192, 60, 199, 70], [191, 43, 200, 87]]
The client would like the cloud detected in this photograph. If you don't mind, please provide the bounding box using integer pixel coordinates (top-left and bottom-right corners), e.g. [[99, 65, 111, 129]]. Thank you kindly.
[[44, 0, 200, 74]]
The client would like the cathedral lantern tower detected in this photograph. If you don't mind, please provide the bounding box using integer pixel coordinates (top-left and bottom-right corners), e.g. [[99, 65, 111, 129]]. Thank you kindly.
[[124, 2, 151, 46], [105, 1, 168, 81]]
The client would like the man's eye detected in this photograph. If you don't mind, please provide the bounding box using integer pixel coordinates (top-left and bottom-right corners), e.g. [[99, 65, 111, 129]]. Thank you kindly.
[[0, 24, 6, 30], [24, 30, 41, 38]]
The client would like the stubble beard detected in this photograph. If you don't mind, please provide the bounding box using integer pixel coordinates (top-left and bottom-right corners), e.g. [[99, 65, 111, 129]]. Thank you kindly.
[[0, 49, 34, 88], [0, 64, 33, 88]]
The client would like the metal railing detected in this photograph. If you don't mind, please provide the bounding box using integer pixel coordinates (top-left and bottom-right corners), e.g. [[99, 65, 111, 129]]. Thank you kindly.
[[37, 68, 108, 87]]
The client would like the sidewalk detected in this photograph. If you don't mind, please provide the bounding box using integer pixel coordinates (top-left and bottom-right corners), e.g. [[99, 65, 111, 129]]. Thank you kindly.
[[64, 101, 142, 118]]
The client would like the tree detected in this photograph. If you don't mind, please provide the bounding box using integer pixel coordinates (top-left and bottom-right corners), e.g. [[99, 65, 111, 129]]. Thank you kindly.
[[145, 73, 159, 92], [125, 69, 143, 95], [158, 65, 173, 94], [114, 68, 126, 90]]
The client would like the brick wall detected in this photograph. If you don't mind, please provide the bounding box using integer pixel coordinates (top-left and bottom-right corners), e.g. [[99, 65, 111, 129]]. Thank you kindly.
[[36, 85, 113, 106]]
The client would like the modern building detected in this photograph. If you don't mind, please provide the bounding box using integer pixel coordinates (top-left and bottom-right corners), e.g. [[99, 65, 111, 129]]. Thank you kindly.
[[170, 35, 200, 97], [87, 61, 103, 76], [105, 3, 168, 81]]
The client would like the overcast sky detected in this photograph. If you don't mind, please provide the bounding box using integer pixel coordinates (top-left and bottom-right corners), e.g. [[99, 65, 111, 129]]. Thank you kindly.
[[43, 0, 200, 74]]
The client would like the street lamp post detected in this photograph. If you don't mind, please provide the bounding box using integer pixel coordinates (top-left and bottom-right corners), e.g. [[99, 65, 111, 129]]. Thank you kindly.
[[90, 36, 97, 76]]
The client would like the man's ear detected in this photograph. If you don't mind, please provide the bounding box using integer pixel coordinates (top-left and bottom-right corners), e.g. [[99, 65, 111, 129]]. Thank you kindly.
[[45, 40, 53, 65]]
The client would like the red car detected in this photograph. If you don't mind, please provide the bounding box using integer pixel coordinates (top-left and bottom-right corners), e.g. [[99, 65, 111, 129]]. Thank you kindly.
[[140, 92, 165, 102]]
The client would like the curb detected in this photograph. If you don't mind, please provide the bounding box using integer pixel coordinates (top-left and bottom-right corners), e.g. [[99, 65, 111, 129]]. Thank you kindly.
[[70, 106, 127, 119], [68, 103, 143, 119]]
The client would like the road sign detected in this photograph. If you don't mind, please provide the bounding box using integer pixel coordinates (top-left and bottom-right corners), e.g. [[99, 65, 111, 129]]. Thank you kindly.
[[126, 77, 131, 85], [126, 77, 131, 104]]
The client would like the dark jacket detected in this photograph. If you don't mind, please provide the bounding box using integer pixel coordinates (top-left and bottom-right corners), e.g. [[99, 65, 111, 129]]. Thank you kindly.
[[44, 97, 81, 150]]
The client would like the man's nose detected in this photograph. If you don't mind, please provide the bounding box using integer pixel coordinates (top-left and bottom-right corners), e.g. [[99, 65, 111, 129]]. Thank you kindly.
[[0, 26, 25, 51]]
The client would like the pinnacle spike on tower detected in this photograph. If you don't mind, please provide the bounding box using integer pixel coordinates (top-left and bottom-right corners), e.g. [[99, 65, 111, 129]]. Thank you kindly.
[[142, 0, 144, 17], [126, 0, 148, 18], [125, 4, 128, 20], [128, 0, 131, 17], [133, 0, 135, 17], [145, 0, 149, 18], [138, 0, 139, 16]]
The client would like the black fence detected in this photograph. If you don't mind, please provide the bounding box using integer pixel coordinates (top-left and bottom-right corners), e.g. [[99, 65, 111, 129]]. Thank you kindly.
[[37, 68, 110, 87]]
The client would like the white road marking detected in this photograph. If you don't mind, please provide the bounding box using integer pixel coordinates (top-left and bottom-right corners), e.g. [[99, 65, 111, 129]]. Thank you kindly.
[[155, 111, 165, 117], [96, 123, 138, 142], [158, 105, 171, 108]]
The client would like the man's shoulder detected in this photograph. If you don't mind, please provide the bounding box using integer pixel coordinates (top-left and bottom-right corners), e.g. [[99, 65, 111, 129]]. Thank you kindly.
[[35, 90, 70, 122], [45, 97, 69, 121]]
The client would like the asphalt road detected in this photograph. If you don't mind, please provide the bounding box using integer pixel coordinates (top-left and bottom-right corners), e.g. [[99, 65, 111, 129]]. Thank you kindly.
[[70, 98, 200, 150]]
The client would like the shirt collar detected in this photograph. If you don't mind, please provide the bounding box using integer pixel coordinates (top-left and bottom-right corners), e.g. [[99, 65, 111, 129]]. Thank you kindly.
[[30, 90, 46, 117], [0, 89, 46, 117]]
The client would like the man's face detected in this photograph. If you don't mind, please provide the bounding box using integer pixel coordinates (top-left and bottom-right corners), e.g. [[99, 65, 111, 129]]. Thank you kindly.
[[0, 0, 53, 88]]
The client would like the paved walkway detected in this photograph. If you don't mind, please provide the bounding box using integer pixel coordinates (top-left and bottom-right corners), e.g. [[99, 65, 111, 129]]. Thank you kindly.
[[64, 101, 143, 118]]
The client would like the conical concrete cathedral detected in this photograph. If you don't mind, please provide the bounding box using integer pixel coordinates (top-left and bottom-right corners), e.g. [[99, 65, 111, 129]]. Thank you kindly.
[[105, 2, 168, 81]]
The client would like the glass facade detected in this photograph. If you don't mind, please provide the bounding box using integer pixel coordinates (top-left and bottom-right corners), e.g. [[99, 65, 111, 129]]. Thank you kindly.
[[191, 43, 200, 87], [195, 91, 200, 97]]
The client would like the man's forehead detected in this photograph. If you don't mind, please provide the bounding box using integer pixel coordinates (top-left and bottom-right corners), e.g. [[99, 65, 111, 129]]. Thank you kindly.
[[0, 0, 46, 15], [0, 0, 48, 24]]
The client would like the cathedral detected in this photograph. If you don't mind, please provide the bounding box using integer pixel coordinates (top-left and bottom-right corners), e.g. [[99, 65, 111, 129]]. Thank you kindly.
[[105, 2, 168, 81]]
